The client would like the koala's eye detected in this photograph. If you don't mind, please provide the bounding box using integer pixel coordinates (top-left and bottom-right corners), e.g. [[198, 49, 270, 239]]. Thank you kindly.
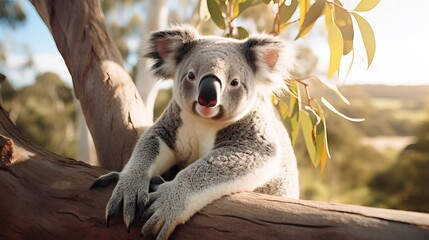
[[187, 71, 196, 81], [230, 79, 240, 87]]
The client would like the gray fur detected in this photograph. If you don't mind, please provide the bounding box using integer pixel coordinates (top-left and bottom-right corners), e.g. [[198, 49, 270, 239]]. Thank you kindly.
[[150, 101, 182, 150], [93, 25, 299, 240]]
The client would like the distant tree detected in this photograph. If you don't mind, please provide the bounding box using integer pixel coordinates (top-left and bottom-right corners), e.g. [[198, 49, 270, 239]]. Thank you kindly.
[[369, 116, 429, 212], [298, 110, 388, 205], [1, 72, 78, 158], [0, 0, 27, 75], [100, 0, 144, 61], [0, 0, 26, 28]]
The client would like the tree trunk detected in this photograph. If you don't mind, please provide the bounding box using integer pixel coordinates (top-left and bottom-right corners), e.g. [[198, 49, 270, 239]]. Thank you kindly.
[[29, 0, 152, 171], [0, 105, 428, 239], [135, 0, 168, 122]]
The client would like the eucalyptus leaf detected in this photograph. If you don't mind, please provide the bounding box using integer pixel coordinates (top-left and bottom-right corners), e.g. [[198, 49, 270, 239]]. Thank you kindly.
[[236, 26, 249, 39], [354, 0, 380, 12], [295, 0, 326, 39], [279, 0, 298, 27], [325, 5, 343, 78], [207, 0, 226, 29], [314, 117, 325, 168], [232, 0, 263, 20], [344, 49, 355, 80], [321, 97, 365, 122], [300, 110, 317, 166], [277, 97, 288, 119], [299, 0, 310, 28], [351, 12, 376, 67], [315, 101, 330, 172], [289, 94, 300, 146], [315, 76, 350, 104], [287, 81, 300, 146], [333, 5, 354, 55], [333, 0, 343, 7]]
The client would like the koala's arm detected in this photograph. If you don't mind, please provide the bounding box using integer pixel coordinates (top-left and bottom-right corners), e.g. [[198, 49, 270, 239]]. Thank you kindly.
[[111, 130, 175, 228], [141, 143, 279, 239], [91, 103, 180, 230]]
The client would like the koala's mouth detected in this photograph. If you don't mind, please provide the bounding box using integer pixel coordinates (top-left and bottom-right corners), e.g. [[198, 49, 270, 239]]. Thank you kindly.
[[193, 102, 223, 119]]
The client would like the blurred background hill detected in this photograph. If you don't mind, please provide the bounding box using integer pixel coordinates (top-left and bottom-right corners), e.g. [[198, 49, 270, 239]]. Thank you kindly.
[[296, 83, 429, 212]]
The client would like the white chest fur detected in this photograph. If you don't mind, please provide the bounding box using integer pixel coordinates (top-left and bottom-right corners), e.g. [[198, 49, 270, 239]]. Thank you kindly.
[[174, 112, 228, 166]]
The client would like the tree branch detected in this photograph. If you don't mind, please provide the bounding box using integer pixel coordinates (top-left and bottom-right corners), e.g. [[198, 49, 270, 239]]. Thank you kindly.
[[29, 0, 151, 170]]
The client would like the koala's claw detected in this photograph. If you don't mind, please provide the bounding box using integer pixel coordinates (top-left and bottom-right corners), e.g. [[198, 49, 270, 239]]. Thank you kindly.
[[90, 171, 120, 190], [90, 171, 121, 228], [124, 197, 135, 231], [106, 213, 112, 228], [127, 222, 132, 233], [140, 183, 182, 240], [104, 174, 150, 232], [141, 213, 175, 240]]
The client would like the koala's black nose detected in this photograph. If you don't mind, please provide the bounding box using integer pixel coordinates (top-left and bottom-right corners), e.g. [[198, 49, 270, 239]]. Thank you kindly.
[[198, 75, 221, 107]]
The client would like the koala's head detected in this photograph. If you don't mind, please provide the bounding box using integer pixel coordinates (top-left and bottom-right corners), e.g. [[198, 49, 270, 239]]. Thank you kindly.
[[146, 25, 294, 123]]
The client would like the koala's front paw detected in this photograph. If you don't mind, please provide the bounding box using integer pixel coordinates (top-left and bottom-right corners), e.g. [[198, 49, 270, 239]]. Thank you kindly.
[[106, 173, 150, 231], [141, 182, 187, 240]]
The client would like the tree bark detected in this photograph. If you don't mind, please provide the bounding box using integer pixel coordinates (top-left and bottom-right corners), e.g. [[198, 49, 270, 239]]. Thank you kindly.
[[29, 0, 152, 171], [0, 106, 428, 239]]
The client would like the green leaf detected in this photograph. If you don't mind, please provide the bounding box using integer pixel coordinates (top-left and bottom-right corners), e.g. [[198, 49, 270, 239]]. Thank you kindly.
[[232, 0, 263, 20], [354, 0, 380, 12], [199, 0, 211, 21], [277, 97, 288, 119], [263, 0, 271, 4], [236, 26, 249, 39], [279, 0, 298, 27], [286, 81, 300, 146], [325, 5, 343, 78], [314, 117, 324, 168], [333, 5, 354, 55], [315, 76, 350, 105], [225, 26, 249, 40], [300, 110, 317, 166], [284, 80, 298, 99], [305, 105, 323, 169], [321, 97, 365, 122], [351, 12, 376, 67], [289, 91, 300, 146], [333, 0, 343, 7], [207, 0, 226, 29], [315, 101, 330, 172], [299, 0, 310, 28], [344, 49, 355, 79], [295, 0, 326, 39]]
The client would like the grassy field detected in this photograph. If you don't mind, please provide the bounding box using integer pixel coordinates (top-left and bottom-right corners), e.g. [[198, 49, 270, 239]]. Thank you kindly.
[[371, 97, 403, 110]]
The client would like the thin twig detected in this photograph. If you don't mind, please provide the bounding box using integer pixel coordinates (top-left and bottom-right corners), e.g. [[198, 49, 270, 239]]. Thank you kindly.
[[282, 18, 300, 28], [292, 76, 316, 109]]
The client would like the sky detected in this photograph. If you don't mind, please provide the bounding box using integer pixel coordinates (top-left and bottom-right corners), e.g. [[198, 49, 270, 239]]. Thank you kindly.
[[0, 0, 429, 88]]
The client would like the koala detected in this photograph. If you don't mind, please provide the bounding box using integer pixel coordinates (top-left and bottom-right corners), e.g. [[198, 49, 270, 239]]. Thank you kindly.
[[91, 25, 299, 240]]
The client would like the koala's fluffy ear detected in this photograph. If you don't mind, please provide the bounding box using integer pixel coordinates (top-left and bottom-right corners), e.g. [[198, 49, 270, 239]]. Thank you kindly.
[[145, 25, 198, 79], [244, 35, 295, 92]]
